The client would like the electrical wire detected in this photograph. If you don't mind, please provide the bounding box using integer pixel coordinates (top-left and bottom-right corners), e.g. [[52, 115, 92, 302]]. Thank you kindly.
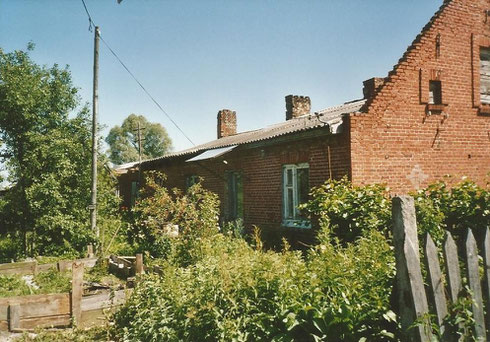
[[80, 0, 195, 146], [81, 0, 94, 31]]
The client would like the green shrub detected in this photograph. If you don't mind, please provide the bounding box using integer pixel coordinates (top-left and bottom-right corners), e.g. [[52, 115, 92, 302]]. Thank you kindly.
[[0, 274, 33, 297], [33, 268, 71, 294], [113, 176, 487, 341], [301, 177, 391, 244], [114, 234, 307, 341], [15, 325, 109, 341], [0, 234, 22, 263], [114, 229, 398, 341], [131, 171, 220, 265], [301, 229, 397, 341], [413, 177, 490, 245], [0, 268, 71, 298]]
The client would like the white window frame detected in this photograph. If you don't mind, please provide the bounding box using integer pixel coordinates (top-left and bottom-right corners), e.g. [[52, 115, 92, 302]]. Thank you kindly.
[[282, 163, 311, 229]]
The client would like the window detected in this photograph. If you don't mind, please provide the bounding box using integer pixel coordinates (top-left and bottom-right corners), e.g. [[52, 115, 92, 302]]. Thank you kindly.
[[226, 171, 243, 221], [130, 181, 139, 207], [480, 47, 490, 105], [429, 80, 442, 105], [282, 163, 310, 228], [185, 175, 199, 189]]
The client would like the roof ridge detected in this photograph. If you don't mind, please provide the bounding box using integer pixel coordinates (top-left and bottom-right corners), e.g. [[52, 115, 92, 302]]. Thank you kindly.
[[316, 99, 366, 115], [125, 100, 366, 168]]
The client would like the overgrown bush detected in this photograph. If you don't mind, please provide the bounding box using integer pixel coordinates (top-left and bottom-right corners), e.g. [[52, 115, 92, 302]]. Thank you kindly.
[[301, 229, 397, 341], [0, 234, 22, 263], [114, 229, 398, 341], [413, 177, 490, 245], [130, 171, 220, 265], [301, 177, 391, 243], [0, 268, 71, 297], [113, 176, 488, 341]]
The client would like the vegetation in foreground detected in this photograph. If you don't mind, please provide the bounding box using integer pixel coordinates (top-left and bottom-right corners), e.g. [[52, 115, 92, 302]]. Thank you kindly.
[[14, 326, 109, 342], [112, 173, 488, 341]]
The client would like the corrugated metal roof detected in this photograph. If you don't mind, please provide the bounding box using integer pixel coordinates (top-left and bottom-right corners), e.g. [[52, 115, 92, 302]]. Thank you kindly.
[[186, 145, 237, 162], [136, 99, 365, 166], [113, 161, 139, 173]]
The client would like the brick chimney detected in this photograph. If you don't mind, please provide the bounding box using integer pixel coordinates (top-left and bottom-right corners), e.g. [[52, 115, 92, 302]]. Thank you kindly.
[[363, 77, 385, 99], [217, 109, 237, 139], [285, 95, 311, 120]]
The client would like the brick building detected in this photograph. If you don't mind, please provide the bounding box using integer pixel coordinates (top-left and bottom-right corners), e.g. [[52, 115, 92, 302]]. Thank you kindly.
[[117, 0, 490, 245]]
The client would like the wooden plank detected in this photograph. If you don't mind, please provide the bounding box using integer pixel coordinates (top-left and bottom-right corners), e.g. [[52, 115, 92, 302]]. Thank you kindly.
[[18, 314, 70, 330], [81, 289, 129, 312], [8, 304, 19, 332], [37, 263, 57, 272], [58, 258, 98, 272], [135, 254, 143, 275], [444, 232, 462, 303], [80, 257, 98, 268], [71, 262, 83, 326], [111, 255, 134, 268], [0, 292, 68, 307], [0, 306, 7, 321], [466, 229, 486, 341], [0, 261, 37, 275], [392, 196, 431, 342], [17, 295, 70, 318], [482, 228, 490, 336], [80, 307, 119, 328], [424, 234, 448, 335], [0, 320, 7, 331], [0, 261, 36, 271], [57, 260, 71, 272], [80, 308, 106, 328]]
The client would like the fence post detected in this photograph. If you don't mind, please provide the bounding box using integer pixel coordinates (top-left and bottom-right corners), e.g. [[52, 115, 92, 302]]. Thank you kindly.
[[392, 196, 431, 342], [8, 304, 20, 332], [424, 234, 448, 338], [71, 261, 83, 326], [135, 253, 144, 275], [466, 229, 486, 341], [87, 244, 94, 258], [482, 227, 490, 335], [443, 232, 462, 304]]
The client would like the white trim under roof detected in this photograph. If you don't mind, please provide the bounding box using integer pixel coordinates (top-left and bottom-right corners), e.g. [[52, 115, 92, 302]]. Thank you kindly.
[[186, 145, 237, 162]]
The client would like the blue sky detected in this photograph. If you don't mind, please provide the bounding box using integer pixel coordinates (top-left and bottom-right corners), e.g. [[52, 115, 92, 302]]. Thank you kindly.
[[1, 0, 442, 152]]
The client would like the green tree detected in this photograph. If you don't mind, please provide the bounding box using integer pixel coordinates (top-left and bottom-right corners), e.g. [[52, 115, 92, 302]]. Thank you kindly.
[[105, 114, 172, 165], [0, 45, 116, 256]]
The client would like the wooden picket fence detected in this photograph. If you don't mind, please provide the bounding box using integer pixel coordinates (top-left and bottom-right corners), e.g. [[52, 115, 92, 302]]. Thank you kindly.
[[393, 196, 489, 342]]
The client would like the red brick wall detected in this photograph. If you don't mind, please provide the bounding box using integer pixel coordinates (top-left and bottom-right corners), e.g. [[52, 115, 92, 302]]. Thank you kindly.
[[119, 130, 351, 247], [350, 0, 490, 193]]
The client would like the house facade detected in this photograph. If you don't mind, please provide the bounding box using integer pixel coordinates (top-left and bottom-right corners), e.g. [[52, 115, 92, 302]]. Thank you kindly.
[[117, 0, 490, 246]]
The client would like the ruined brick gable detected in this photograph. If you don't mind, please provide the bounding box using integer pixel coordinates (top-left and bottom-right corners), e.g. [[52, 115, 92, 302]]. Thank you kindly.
[[350, 0, 490, 193]]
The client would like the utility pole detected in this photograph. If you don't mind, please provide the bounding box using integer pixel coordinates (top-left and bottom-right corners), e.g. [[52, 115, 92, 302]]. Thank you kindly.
[[133, 121, 145, 186], [90, 26, 100, 240]]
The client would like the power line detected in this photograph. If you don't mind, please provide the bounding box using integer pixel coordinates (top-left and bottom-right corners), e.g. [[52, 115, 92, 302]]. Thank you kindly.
[[80, 0, 195, 146], [80, 0, 94, 31], [98, 36, 195, 146]]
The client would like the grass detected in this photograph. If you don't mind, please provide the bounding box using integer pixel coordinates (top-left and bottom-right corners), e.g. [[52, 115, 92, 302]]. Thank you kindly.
[[14, 326, 110, 342], [0, 268, 72, 298]]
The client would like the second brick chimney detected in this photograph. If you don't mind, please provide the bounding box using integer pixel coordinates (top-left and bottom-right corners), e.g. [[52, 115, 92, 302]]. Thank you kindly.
[[285, 95, 311, 120], [363, 77, 385, 99], [217, 109, 237, 139]]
